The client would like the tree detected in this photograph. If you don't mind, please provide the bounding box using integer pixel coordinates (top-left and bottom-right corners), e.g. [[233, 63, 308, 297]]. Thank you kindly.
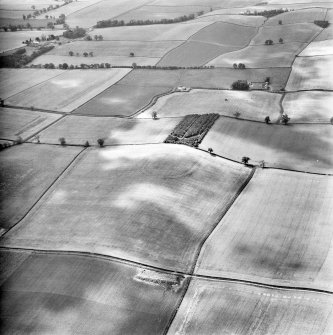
[[85, 35, 92, 41], [84, 141, 90, 147], [0, 98, 4, 107], [69, 64, 74, 69], [152, 111, 157, 119], [132, 62, 137, 68], [59, 137, 66, 145], [265, 116, 270, 124], [330, 117, 333, 125], [129, 52, 135, 57], [89, 51, 93, 57], [23, 14, 26, 20], [281, 114, 290, 125], [233, 63, 238, 69], [98, 34, 103, 40], [242, 156, 250, 165], [208, 148, 213, 154], [47, 22, 54, 29], [105, 63, 111, 68], [94, 35, 98, 40], [62, 62, 68, 69], [69, 51, 74, 56], [31, 5, 36, 10], [48, 63, 55, 69], [278, 20, 282, 24], [83, 52, 88, 57], [265, 39, 273, 45], [238, 63, 245, 69], [234, 111, 241, 118], [279, 38, 283, 43], [97, 138, 104, 147]]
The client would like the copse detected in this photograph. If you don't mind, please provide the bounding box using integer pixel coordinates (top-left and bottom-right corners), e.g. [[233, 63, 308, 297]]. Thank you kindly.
[[63, 26, 86, 39]]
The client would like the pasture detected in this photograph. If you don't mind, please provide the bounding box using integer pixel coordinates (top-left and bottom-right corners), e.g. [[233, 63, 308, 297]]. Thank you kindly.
[[169, 279, 333, 335], [283, 92, 333, 123], [0, 107, 61, 141], [196, 169, 333, 290], [0, 250, 188, 334], [6, 68, 131, 112], [138, 89, 281, 122], [37, 115, 180, 145], [200, 117, 333, 173], [285, 55, 333, 90], [0, 144, 250, 272], [0, 143, 82, 231], [300, 39, 333, 56]]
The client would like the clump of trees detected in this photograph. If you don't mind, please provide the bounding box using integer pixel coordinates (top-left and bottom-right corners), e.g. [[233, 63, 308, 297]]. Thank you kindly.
[[314, 20, 329, 28], [63, 26, 86, 39], [59, 137, 66, 146], [242, 156, 250, 165], [97, 138, 104, 147], [231, 80, 249, 90], [265, 39, 274, 45], [281, 114, 290, 125], [242, 8, 291, 18], [233, 63, 246, 69]]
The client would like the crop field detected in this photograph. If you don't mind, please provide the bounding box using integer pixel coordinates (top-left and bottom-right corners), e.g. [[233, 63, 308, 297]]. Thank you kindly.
[[286, 55, 333, 91], [6, 68, 131, 113], [0, 107, 61, 141], [314, 25, 333, 41], [196, 169, 333, 290], [169, 279, 333, 335], [208, 42, 307, 68], [37, 115, 179, 145], [250, 23, 322, 45], [0, 250, 188, 334], [0, 145, 250, 272], [200, 117, 333, 173], [300, 39, 333, 56], [283, 92, 333, 123], [138, 89, 281, 122], [0, 144, 82, 231], [197, 13, 265, 26]]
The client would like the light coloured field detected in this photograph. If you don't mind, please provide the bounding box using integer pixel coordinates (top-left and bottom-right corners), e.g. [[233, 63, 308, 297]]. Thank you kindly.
[[138, 89, 281, 122], [190, 21, 258, 46], [0, 68, 64, 100], [197, 13, 265, 26], [200, 117, 333, 173], [208, 42, 306, 68], [286, 55, 333, 90], [151, 0, 258, 7], [0, 143, 82, 231], [0, 250, 188, 334], [0, 107, 61, 140], [283, 91, 333, 123], [0, 0, 61, 11], [196, 169, 333, 290], [0, 144, 250, 272], [6, 68, 131, 112], [300, 39, 333, 56], [250, 23, 322, 45], [169, 279, 333, 335], [158, 41, 239, 67], [315, 25, 333, 41], [37, 115, 179, 145]]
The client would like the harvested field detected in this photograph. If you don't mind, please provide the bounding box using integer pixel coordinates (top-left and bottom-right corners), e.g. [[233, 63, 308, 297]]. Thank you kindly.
[[6, 68, 131, 113], [138, 89, 281, 122], [0, 250, 188, 334], [208, 42, 306, 68], [37, 115, 180, 145], [196, 169, 333, 290], [0, 107, 61, 141], [158, 41, 239, 67], [286, 55, 333, 90], [0, 144, 250, 272], [300, 39, 333, 56], [0, 143, 82, 230], [250, 23, 322, 45], [283, 91, 333, 123], [200, 117, 333, 173], [169, 279, 333, 335], [0, 68, 64, 100]]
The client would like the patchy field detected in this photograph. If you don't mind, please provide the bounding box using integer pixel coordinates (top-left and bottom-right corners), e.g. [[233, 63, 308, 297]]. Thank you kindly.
[[196, 169, 333, 290], [208, 42, 306, 68], [0, 107, 61, 141], [283, 92, 333, 123], [0, 250, 188, 334], [6, 68, 131, 112], [0, 68, 64, 100], [286, 55, 333, 90], [300, 39, 333, 56], [0, 145, 250, 272], [37, 115, 179, 145], [0, 144, 82, 231], [200, 117, 333, 173], [169, 279, 333, 335], [138, 89, 281, 122]]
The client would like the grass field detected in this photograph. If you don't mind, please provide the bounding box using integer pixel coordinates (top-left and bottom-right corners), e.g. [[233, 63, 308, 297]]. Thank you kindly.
[[208, 42, 306, 68], [314, 25, 333, 41], [6, 68, 131, 112], [286, 55, 333, 90], [300, 39, 333, 56], [0, 107, 61, 141], [200, 117, 333, 173], [196, 169, 333, 290], [0, 145, 250, 272], [37, 115, 179, 145], [0, 144, 82, 231], [0, 250, 188, 334], [138, 89, 281, 122], [283, 92, 333, 123], [169, 279, 333, 335]]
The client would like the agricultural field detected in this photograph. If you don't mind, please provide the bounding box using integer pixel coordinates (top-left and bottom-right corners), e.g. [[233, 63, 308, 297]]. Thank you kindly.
[[200, 117, 333, 173], [0, 143, 82, 231], [36, 115, 180, 145], [196, 169, 333, 290], [314, 25, 333, 41], [300, 39, 333, 56], [169, 279, 333, 335], [6, 68, 131, 112], [286, 55, 333, 91], [197, 13, 266, 26], [0, 0, 62, 11], [283, 92, 333, 123], [0, 144, 251, 272], [138, 89, 281, 122], [0, 107, 61, 141], [0, 250, 188, 334], [208, 42, 307, 68]]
